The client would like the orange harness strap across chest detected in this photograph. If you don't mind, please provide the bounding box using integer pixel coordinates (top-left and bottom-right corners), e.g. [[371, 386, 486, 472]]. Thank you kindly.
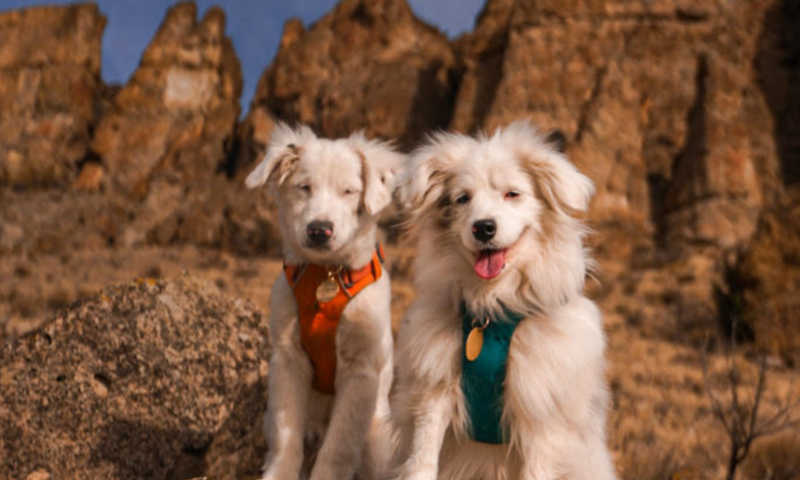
[[283, 245, 384, 395]]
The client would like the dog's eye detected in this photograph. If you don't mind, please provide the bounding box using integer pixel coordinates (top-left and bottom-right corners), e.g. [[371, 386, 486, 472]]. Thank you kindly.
[[344, 188, 358, 196], [505, 191, 520, 199], [298, 184, 311, 193], [455, 193, 470, 205]]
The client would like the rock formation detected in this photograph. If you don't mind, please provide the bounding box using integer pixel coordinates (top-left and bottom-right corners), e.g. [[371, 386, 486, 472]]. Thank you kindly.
[[449, 0, 514, 135], [238, 0, 458, 168], [0, 275, 270, 480], [0, 2, 280, 264], [453, 0, 775, 250], [738, 189, 800, 367], [91, 1, 241, 196], [0, 4, 105, 187]]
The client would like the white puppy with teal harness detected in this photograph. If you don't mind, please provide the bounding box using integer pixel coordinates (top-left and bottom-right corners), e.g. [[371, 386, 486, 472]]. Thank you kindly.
[[390, 122, 617, 480]]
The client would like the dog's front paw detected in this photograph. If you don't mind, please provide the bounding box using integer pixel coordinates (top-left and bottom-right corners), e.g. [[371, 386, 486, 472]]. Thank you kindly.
[[260, 463, 300, 480], [260, 471, 296, 480], [258, 470, 280, 480]]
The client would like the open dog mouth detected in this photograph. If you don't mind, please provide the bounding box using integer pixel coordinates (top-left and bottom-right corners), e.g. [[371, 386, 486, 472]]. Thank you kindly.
[[474, 248, 508, 280]]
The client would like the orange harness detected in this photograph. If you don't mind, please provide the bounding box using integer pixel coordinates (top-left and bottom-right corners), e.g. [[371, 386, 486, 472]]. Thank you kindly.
[[283, 245, 384, 395]]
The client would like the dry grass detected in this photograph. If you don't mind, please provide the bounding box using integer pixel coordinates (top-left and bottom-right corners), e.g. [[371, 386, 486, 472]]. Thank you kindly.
[[743, 431, 800, 480], [618, 441, 682, 480]]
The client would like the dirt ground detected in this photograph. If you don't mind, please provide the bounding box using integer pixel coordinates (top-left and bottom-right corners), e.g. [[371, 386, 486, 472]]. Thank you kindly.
[[1, 243, 798, 479]]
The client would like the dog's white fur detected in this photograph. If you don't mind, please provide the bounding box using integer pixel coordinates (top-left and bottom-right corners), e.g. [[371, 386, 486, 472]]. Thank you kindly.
[[246, 124, 403, 480], [390, 121, 616, 480]]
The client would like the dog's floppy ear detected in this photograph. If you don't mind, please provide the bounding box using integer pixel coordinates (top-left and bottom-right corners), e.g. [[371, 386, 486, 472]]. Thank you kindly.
[[528, 156, 594, 213], [504, 121, 593, 213], [245, 123, 311, 189], [348, 132, 405, 216], [397, 133, 464, 220]]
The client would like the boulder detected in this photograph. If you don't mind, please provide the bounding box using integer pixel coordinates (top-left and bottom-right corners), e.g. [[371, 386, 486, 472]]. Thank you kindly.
[[238, 0, 458, 169], [0, 275, 270, 480], [0, 4, 105, 187]]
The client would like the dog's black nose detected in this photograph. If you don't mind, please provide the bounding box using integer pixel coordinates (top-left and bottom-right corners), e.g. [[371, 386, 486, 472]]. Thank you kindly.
[[472, 219, 497, 242], [307, 220, 334, 245]]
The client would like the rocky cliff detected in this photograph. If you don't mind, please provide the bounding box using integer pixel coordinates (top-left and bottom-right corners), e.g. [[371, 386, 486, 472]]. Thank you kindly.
[[0, 2, 280, 264], [238, 0, 458, 162], [0, 4, 105, 187]]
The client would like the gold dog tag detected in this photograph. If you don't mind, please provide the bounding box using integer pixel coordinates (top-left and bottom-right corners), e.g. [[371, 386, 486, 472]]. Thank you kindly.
[[316, 278, 340, 303], [465, 327, 484, 361]]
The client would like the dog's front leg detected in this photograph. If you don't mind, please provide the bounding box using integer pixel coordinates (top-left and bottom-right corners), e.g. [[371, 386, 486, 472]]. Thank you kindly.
[[392, 390, 450, 480], [261, 344, 313, 480], [515, 423, 566, 480], [308, 333, 382, 480]]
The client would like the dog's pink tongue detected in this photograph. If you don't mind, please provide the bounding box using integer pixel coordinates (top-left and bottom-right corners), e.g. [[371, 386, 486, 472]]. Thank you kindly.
[[474, 249, 506, 280]]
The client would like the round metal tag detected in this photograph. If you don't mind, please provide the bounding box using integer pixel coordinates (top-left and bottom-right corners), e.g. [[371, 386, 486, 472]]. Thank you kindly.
[[316, 278, 340, 303]]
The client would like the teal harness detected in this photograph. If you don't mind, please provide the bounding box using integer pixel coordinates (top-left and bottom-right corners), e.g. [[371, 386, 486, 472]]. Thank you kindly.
[[461, 303, 525, 444]]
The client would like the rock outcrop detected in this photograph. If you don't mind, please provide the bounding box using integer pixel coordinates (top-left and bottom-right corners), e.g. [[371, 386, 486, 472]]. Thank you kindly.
[[453, 0, 775, 253], [0, 4, 105, 187], [0, 2, 280, 262], [0, 275, 270, 480], [737, 190, 800, 367], [238, 0, 458, 167], [91, 1, 242, 196], [449, 0, 514, 135]]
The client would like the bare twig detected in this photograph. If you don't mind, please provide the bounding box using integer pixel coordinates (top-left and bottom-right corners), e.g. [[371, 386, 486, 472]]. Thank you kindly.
[[700, 318, 800, 480]]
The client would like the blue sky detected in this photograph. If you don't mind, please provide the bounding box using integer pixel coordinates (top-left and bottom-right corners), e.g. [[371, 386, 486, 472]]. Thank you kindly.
[[0, 0, 485, 109]]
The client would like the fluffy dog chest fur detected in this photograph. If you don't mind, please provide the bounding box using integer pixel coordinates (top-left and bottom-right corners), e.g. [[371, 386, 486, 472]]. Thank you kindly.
[[284, 246, 384, 394]]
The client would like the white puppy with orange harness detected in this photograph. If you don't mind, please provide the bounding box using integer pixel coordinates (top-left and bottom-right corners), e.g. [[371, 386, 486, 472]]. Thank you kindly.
[[390, 121, 617, 480], [246, 124, 403, 480]]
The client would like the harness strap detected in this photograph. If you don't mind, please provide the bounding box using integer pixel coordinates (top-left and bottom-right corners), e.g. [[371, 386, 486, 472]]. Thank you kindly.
[[461, 303, 525, 444], [283, 245, 384, 394]]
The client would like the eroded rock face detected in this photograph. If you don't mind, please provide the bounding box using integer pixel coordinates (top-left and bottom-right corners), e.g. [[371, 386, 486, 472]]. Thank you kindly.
[[238, 0, 458, 168], [0, 2, 280, 266], [738, 189, 800, 367], [91, 1, 242, 195], [83, 2, 279, 255], [0, 4, 105, 187], [452, 0, 776, 254], [450, 0, 515, 134], [0, 275, 269, 480], [755, 0, 800, 190]]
